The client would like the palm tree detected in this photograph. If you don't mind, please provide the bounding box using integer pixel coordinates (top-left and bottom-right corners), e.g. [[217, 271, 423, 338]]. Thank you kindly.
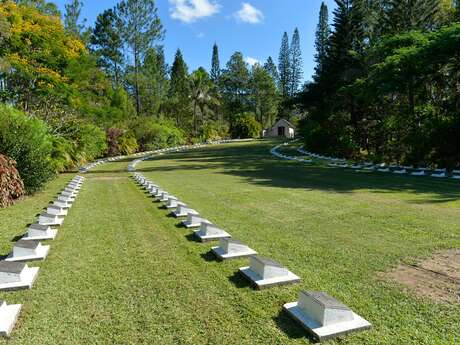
[[189, 67, 219, 136]]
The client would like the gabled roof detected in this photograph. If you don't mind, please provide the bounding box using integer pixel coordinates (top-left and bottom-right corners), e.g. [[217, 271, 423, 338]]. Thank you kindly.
[[267, 118, 296, 131]]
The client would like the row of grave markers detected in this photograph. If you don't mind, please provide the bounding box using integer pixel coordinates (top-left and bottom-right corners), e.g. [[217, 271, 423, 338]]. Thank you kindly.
[[271, 143, 460, 179], [0, 176, 85, 337], [132, 169, 371, 343], [82, 138, 255, 173]]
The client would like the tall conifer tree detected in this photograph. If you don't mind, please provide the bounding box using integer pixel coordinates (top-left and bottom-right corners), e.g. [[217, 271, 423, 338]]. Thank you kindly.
[[263, 56, 279, 85], [210, 43, 220, 84], [289, 28, 303, 95], [278, 32, 290, 99], [116, 0, 163, 116], [64, 0, 85, 36], [382, 0, 441, 33], [314, 2, 330, 76], [91, 9, 123, 85], [168, 49, 189, 125]]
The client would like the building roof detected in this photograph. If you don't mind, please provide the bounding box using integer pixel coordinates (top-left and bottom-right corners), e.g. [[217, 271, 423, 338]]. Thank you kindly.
[[266, 118, 296, 131]]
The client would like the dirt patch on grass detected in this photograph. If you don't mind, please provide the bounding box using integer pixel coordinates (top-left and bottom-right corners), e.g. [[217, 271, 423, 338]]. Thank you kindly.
[[383, 249, 460, 304]]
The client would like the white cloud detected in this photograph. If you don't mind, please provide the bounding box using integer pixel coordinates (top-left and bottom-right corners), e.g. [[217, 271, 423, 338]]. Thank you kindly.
[[245, 57, 260, 66], [235, 3, 264, 24], [197, 32, 205, 38], [170, 0, 220, 23]]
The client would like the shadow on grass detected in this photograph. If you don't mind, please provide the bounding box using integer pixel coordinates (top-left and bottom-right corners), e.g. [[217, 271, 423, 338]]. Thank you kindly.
[[175, 222, 186, 229], [185, 233, 200, 243], [135, 141, 460, 204], [273, 309, 309, 342], [228, 270, 252, 289], [11, 234, 23, 242], [200, 250, 218, 262]]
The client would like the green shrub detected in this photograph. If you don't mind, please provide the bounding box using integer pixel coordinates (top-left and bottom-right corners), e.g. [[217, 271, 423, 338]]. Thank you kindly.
[[201, 122, 229, 142], [230, 113, 262, 139], [131, 119, 185, 151], [0, 105, 54, 193], [117, 132, 138, 155], [50, 136, 74, 172], [51, 121, 107, 169]]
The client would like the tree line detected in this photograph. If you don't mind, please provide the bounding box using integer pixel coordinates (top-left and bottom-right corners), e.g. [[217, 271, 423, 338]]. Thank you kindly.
[[0, 0, 305, 193], [299, 0, 460, 168]]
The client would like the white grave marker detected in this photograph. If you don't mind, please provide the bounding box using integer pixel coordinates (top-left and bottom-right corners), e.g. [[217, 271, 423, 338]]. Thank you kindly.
[[38, 212, 64, 226], [23, 223, 57, 241], [211, 238, 257, 260], [0, 262, 39, 291], [194, 221, 231, 242], [5, 240, 50, 262], [173, 205, 198, 218], [182, 213, 207, 228], [239, 256, 300, 289], [283, 291, 371, 342], [46, 204, 68, 217], [0, 300, 22, 337]]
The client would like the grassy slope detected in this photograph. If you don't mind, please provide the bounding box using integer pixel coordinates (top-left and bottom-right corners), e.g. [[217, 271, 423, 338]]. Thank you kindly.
[[0, 140, 458, 344]]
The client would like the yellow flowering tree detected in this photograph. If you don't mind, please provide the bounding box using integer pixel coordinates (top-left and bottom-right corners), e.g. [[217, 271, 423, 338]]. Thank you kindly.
[[0, 1, 86, 114]]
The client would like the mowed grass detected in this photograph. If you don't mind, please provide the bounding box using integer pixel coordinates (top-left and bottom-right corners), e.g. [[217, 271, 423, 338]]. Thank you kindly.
[[0, 140, 458, 344]]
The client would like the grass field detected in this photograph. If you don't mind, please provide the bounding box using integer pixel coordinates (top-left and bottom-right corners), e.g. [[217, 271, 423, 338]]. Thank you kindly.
[[0, 139, 459, 344]]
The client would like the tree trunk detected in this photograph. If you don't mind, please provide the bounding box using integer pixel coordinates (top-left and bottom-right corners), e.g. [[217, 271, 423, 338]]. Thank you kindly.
[[134, 48, 141, 116]]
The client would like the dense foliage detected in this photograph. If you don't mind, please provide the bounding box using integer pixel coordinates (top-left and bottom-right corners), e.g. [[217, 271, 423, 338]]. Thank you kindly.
[[2, 0, 458, 197], [0, 105, 54, 192], [299, 0, 460, 168]]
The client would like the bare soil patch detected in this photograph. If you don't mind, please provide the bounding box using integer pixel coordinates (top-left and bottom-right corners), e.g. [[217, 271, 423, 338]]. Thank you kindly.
[[383, 249, 460, 304]]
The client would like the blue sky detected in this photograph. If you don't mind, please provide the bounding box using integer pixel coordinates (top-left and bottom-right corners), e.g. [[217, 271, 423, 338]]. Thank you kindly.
[[52, 0, 337, 81]]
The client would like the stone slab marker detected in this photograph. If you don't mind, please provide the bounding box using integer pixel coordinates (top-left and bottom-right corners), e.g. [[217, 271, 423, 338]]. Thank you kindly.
[[238, 256, 300, 289], [0, 300, 22, 337], [0, 262, 39, 291], [283, 291, 371, 342]]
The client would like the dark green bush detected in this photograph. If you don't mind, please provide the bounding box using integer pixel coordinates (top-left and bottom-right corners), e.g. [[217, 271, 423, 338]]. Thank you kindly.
[[51, 121, 107, 169], [131, 119, 185, 151], [0, 105, 54, 193], [231, 113, 262, 139]]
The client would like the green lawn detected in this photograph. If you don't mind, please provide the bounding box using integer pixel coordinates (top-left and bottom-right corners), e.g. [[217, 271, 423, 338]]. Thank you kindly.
[[0, 140, 459, 344]]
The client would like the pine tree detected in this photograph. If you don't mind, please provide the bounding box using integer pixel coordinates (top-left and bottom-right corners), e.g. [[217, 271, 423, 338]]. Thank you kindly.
[[91, 9, 123, 85], [140, 46, 169, 116], [263, 56, 279, 85], [289, 28, 303, 95], [220, 52, 250, 117], [382, 0, 441, 34], [168, 49, 190, 125], [319, 0, 366, 123], [64, 0, 85, 36], [314, 2, 330, 77], [278, 32, 290, 99], [210, 43, 220, 84], [249, 64, 279, 128], [116, 0, 164, 116]]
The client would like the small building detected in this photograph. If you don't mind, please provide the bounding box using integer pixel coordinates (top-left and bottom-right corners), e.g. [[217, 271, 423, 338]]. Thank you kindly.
[[263, 119, 296, 139]]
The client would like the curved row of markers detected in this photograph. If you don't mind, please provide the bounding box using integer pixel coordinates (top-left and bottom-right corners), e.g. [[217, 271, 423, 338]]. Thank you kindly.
[[131, 163, 372, 341], [271, 143, 460, 180], [0, 175, 85, 337]]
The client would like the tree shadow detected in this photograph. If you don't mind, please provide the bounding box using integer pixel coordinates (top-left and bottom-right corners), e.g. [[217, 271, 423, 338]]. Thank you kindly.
[[136, 141, 460, 204]]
